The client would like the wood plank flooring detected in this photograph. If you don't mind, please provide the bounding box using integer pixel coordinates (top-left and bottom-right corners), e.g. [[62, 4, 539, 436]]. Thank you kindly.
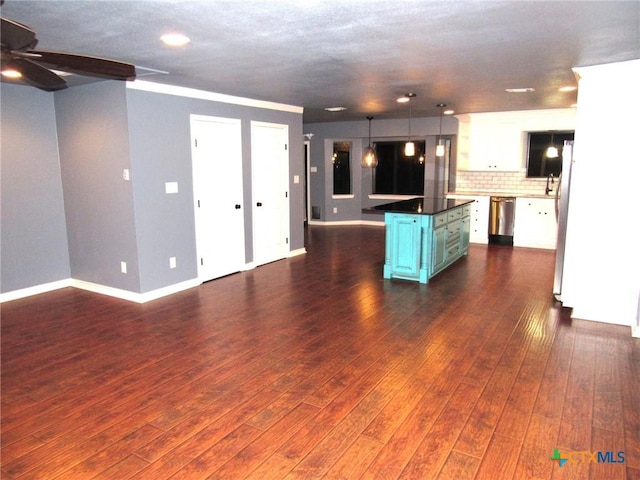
[[2, 225, 639, 479]]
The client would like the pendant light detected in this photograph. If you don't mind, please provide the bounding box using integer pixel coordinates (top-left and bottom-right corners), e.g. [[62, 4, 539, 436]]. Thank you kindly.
[[546, 132, 559, 158], [361, 116, 378, 167], [403, 93, 416, 156], [435, 103, 446, 157]]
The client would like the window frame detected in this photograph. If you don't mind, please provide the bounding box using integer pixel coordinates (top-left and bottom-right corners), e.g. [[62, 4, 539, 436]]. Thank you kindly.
[[371, 140, 426, 196], [332, 140, 352, 197]]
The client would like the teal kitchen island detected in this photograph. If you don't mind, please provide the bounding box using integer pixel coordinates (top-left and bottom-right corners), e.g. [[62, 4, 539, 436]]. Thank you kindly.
[[367, 197, 474, 284]]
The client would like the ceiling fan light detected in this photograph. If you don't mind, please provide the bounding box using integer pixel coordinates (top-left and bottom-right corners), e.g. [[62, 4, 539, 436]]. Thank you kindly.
[[1, 69, 22, 79]]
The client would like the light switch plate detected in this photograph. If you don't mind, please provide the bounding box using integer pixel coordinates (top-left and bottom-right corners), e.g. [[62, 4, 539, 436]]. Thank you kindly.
[[165, 182, 178, 194], [293, 175, 300, 184], [310, 166, 318, 173]]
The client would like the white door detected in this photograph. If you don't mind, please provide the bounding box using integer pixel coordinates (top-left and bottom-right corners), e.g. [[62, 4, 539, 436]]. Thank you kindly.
[[191, 115, 245, 281], [251, 121, 290, 266]]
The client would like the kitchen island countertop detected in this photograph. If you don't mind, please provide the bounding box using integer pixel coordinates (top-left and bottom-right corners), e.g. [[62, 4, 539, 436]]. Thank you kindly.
[[363, 197, 474, 216]]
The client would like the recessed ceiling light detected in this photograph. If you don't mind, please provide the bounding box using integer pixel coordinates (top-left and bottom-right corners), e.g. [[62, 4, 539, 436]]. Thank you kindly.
[[325, 106, 347, 112], [559, 85, 577, 92], [1, 69, 22, 79], [160, 33, 190, 47], [505, 87, 535, 93]]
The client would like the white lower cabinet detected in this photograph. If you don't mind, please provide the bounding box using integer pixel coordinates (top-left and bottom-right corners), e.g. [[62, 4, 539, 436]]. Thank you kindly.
[[469, 196, 490, 244], [514, 197, 558, 249]]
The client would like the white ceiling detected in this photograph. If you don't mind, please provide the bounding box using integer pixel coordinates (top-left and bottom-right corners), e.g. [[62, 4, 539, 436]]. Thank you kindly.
[[1, 0, 639, 123]]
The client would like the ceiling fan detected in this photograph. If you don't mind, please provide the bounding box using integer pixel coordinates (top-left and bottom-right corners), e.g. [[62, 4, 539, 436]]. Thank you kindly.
[[1, 11, 136, 91]]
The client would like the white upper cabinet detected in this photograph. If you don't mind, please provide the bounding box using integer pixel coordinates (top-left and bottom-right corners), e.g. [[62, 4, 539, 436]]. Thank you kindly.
[[456, 109, 576, 172]]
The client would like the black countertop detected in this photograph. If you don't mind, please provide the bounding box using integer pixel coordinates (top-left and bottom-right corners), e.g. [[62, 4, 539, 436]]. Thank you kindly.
[[363, 197, 474, 215]]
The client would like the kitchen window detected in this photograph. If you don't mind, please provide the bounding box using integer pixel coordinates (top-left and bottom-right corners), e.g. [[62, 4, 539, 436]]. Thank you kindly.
[[373, 141, 425, 195], [526, 131, 574, 178], [332, 141, 352, 195]]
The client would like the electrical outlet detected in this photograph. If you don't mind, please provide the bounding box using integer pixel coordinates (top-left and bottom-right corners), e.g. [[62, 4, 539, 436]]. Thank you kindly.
[[169, 257, 177, 269], [333, 207, 338, 214], [120, 261, 127, 274], [165, 182, 178, 194], [123, 168, 130, 181]]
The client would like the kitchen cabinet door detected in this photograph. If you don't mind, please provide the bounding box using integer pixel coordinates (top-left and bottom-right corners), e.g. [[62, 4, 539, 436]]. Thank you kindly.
[[514, 198, 558, 249], [431, 225, 447, 273], [446, 195, 489, 244], [386, 214, 422, 279], [461, 216, 471, 252], [463, 114, 523, 171], [470, 196, 490, 244]]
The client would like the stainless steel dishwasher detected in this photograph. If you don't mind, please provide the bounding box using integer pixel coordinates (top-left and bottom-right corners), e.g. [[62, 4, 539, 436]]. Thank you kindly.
[[489, 196, 516, 246]]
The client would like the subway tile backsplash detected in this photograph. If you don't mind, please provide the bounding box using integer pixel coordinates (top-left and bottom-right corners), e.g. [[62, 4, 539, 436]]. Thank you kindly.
[[453, 170, 551, 195]]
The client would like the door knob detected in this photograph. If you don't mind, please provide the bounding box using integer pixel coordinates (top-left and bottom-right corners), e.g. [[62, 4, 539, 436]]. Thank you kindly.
[[235, 204, 241, 209], [257, 202, 263, 207]]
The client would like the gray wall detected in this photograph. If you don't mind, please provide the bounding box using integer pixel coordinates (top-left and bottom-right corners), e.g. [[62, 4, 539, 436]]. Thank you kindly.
[[1, 81, 304, 296], [55, 82, 141, 291], [303, 116, 457, 222], [125, 88, 305, 292], [1, 84, 71, 292]]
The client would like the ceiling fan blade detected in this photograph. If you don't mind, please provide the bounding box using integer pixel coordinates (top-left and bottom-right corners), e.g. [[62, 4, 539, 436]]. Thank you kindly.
[[1, 17, 38, 50], [30, 50, 136, 81], [8, 57, 67, 91]]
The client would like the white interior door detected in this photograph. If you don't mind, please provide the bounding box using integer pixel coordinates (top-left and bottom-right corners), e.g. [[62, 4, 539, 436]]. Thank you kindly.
[[251, 121, 290, 266], [191, 115, 245, 281]]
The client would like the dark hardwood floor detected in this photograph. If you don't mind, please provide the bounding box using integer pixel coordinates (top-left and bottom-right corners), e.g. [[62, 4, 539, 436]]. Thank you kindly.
[[2, 225, 638, 479]]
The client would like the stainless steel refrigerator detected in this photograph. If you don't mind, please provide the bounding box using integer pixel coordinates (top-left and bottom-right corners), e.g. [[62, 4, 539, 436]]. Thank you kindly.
[[553, 140, 574, 301]]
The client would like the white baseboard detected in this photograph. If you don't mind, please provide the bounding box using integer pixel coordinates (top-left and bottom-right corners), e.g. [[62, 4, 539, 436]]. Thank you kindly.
[[244, 249, 307, 270], [0, 279, 73, 303], [71, 279, 202, 303], [308, 220, 384, 227], [1, 278, 202, 304], [288, 247, 307, 257]]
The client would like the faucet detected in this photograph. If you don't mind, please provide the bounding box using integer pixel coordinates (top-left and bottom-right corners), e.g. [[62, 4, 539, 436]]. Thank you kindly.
[[545, 173, 554, 195]]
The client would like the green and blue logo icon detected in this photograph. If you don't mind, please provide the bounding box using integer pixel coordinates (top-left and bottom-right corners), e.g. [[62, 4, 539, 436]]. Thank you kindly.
[[550, 449, 625, 467], [550, 449, 568, 467]]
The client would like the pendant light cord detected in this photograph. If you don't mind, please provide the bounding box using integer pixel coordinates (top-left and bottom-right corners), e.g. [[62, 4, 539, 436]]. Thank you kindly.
[[408, 101, 412, 140], [438, 106, 443, 141]]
